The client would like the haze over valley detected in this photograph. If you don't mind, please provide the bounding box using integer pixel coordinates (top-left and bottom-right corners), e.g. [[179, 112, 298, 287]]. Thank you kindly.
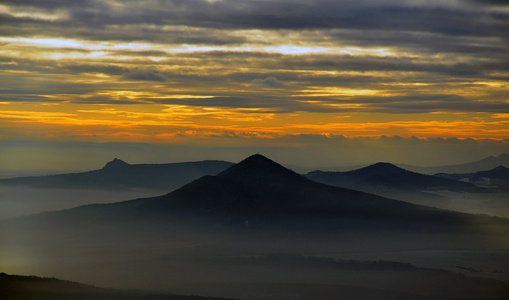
[[2, 0, 509, 298], [1, 154, 509, 300]]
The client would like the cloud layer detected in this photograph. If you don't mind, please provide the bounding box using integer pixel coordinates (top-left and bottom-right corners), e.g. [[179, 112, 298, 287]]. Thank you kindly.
[[1, 0, 508, 162]]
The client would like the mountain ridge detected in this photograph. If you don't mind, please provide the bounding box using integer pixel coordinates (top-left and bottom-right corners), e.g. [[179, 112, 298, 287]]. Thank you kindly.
[[399, 153, 509, 174], [3, 154, 509, 300], [0, 159, 234, 190], [435, 165, 509, 187], [23, 154, 505, 234], [305, 162, 473, 196]]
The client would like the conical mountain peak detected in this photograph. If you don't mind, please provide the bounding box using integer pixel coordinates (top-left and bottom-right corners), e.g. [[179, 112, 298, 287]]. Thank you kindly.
[[235, 154, 284, 169], [218, 154, 305, 185], [360, 162, 407, 175], [102, 158, 130, 170]]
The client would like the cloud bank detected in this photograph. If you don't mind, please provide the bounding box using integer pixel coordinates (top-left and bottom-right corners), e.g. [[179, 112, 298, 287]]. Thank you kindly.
[[1, 0, 508, 166]]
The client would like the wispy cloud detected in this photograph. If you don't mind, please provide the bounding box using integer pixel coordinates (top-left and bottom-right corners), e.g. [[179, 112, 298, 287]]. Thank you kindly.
[[1, 0, 508, 164]]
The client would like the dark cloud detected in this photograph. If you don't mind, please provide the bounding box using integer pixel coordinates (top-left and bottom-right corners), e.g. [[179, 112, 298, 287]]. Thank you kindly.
[[3, 1, 508, 39], [122, 71, 169, 82], [327, 30, 509, 60], [251, 76, 288, 88], [154, 96, 291, 111], [65, 64, 129, 76], [149, 91, 509, 115], [466, 0, 509, 6], [0, 0, 97, 10], [1, 0, 508, 117], [73, 95, 146, 105]]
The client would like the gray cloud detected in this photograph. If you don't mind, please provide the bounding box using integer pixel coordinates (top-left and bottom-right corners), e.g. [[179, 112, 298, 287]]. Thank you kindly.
[[3, 1, 508, 38], [466, 0, 509, 6], [65, 64, 130, 76], [1, 0, 508, 116], [251, 76, 288, 88], [122, 71, 169, 82]]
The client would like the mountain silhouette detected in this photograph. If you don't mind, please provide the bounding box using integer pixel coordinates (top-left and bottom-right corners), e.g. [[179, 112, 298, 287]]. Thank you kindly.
[[144, 155, 431, 219], [31, 154, 499, 232], [219, 154, 306, 185], [102, 158, 130, 170], [399, 153, 509, 174], [305, 162, 473, 196], [436, 165, 509, 187], [4, 155, 509, 300], [0, 159, 234, 190]]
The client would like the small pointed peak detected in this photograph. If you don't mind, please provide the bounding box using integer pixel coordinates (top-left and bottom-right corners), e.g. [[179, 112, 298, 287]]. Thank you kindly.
[[367, 162, 402, 171], [103, 158, 130, 170], [242, 153, 275, 164], [493, 165, 508, 170], [307, 170, 326, 175], [219, 154, 303, 184], [354, 162, 408, 176], [230, 154, 286, 172], [371, 162, 397, 167]]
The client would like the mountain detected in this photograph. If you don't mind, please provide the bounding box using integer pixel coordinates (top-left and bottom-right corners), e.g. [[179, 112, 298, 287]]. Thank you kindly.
[[0, 159, 234, 190], [399, 153, 509, 174], [26, 155, 503, 233], [436, 166, 509, 187], [304, 162, 474, 199], [0, 273, 235, 300], [4, 155, 509, 300]]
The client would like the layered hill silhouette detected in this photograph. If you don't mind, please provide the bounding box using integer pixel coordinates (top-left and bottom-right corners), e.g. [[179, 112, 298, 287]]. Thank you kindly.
[[0, 159, 233, 190], [436, 166, 509, 187], [3, 155, 509, 300], [304, 162, 475, 198], [26, 154, 507, 234], [400, 153, 509, 174]]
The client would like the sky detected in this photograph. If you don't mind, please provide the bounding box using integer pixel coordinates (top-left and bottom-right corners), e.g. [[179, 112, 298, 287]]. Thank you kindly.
[[1, 0, 509, 171]]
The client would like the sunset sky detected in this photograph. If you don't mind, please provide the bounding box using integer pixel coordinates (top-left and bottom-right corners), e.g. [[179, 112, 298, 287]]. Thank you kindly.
[[1, 0, 509, 171]]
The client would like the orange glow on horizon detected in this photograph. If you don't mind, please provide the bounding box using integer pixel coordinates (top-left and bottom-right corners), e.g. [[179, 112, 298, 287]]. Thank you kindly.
[[1, 101, 508, 143]]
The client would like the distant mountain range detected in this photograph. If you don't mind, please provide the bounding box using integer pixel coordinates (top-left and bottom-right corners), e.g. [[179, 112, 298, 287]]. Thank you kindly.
[[436, 166, 509, 187], [0, 158, 234, 190], [305, 162, 475, 200], [3, 154, 507, 191], [22, 154, 506, 234], [4, 154, 509, 300], [399, 153, 509, 174]]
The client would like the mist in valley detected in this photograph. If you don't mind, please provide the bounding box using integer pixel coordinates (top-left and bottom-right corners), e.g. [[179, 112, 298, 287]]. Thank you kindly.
[[0, 186, 167, 220], [1, 155, 509, 300]]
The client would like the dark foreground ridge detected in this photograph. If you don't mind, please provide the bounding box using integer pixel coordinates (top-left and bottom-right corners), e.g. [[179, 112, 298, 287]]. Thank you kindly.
[[0, 273, 235, 300], [2, 271, 507, 300]]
